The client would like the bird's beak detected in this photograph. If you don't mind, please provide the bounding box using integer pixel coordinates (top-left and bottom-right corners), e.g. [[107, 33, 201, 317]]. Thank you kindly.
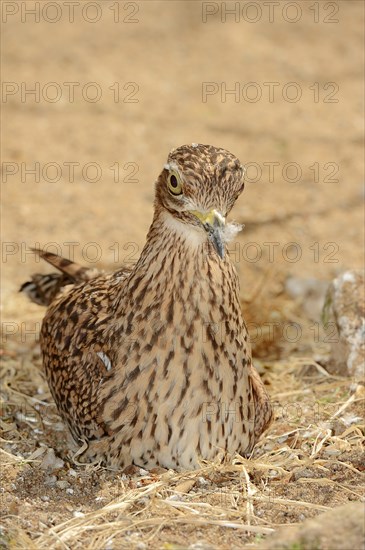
[[190, 209, 226, 259]]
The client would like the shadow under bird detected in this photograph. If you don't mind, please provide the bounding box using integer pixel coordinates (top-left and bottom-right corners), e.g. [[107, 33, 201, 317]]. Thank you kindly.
[[21, 143, 272, 470]]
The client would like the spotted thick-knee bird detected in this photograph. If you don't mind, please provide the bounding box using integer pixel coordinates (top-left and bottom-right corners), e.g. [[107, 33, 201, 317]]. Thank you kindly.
[[21, 144, 272, 470]]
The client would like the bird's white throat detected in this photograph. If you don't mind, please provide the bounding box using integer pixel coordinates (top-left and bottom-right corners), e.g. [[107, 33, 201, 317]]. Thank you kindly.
[[161, 210, 243, 251]]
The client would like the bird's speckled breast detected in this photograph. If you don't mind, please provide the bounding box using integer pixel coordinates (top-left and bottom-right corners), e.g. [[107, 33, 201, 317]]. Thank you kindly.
[[99, 224, 254, 469]]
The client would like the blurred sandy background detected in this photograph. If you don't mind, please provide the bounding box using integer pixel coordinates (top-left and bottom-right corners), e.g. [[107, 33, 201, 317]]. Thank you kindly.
[[2, 0, 364, 327]]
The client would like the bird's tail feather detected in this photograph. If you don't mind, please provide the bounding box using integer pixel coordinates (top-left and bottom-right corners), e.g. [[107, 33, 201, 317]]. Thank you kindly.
[[20, 249, 101, 306]]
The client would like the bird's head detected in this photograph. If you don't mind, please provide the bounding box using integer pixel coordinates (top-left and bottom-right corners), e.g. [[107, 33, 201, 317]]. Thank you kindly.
[[154, 143, 245, 259]]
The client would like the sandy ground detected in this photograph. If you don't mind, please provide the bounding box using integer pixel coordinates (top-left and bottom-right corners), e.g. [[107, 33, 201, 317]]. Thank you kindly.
[[1, 1, 364, 549]]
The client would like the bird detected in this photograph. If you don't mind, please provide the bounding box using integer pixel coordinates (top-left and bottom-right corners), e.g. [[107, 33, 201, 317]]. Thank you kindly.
[[21, 143, 272, 470]]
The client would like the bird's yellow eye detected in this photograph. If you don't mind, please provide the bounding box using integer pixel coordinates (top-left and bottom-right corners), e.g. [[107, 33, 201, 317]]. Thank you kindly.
[[167, 171, 183, 196]]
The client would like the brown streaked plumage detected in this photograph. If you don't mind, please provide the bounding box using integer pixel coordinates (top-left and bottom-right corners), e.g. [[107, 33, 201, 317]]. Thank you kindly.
[[21, 144, 272, 470]]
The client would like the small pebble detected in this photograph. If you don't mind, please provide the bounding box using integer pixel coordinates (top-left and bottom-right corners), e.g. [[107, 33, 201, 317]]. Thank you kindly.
[[292, 468, 314, 480], [40, 448, 64, 470], [44, 475, 57, 487], [56, 480, 70, 489], [197, 476, 209, 486], [166, 494, 181, 501]]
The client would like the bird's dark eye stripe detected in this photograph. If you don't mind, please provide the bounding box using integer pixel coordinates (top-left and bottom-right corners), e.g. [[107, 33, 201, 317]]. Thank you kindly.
[[170, 175, 178, 188]]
